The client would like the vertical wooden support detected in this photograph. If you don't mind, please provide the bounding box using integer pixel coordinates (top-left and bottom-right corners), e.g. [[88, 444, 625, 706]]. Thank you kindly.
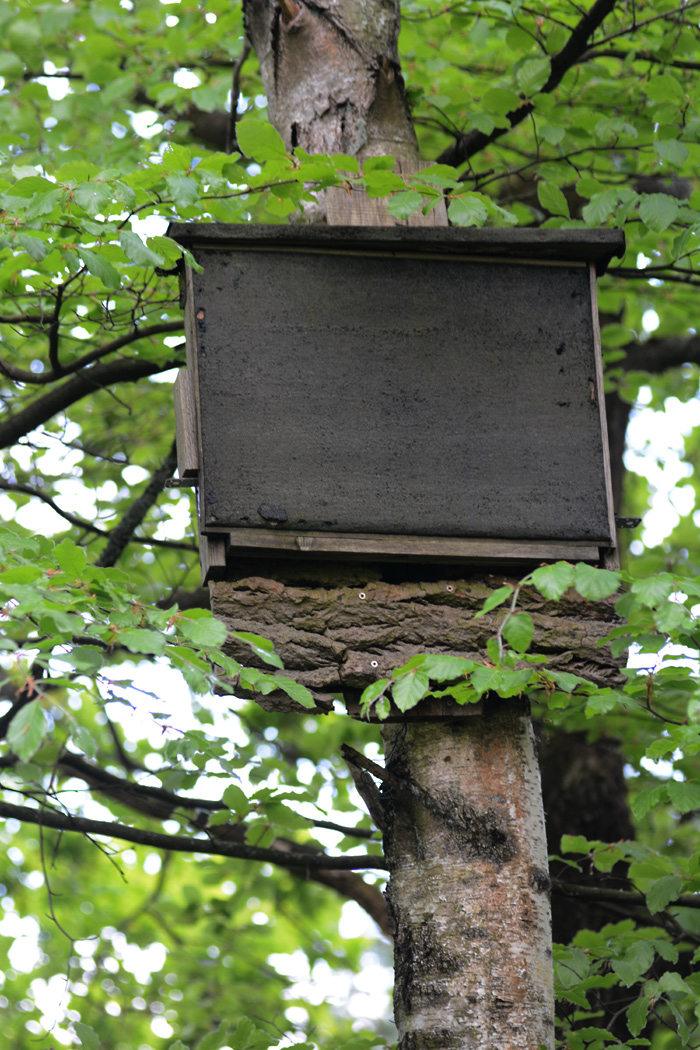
[[590, 262, 620, 571]]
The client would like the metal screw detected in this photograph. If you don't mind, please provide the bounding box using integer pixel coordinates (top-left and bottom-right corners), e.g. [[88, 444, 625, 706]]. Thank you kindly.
[[370, 660, 379, 668], [445, 584, 454, 594], [358, 592, 366, 600]]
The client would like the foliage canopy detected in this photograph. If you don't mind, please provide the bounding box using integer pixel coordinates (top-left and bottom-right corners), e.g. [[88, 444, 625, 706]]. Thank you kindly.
[[2, 1, 700, 1048]]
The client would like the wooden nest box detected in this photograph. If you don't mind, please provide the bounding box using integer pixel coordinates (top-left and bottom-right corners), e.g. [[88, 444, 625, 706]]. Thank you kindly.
[[168, 224, 625, 582]]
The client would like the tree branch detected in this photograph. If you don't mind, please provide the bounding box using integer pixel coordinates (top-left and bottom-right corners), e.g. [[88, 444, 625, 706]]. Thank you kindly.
[[438, 0, 619, 167], [552, 877, 700, 910], [593, 0, 700, 48], [618, 334, 700, 374], [0, 799, 389, 870], [0, 357, 183, 449], [95, 441, 179, 568], [0, 479, 197, 553], [0, 321, 183, 385], [581, 46, 700, 71], [227, 40, 252, 154]]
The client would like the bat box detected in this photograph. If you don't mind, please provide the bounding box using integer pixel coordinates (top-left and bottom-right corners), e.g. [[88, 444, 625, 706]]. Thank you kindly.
[[168, 223, 625, 582]]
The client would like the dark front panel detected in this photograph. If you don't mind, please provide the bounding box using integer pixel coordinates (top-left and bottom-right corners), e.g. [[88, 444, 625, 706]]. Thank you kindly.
[[191, 247, 611, 543]]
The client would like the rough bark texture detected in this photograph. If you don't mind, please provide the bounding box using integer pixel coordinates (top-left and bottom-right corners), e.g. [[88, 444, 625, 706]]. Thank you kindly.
[[214, 567, 622, 714], [243, 0, 417, 160], [213, 566, 621, 1048], [382, 704, 554, 1050]]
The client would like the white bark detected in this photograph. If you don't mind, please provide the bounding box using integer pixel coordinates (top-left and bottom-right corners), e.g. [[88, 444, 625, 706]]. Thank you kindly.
[[383, 705, 554, 1049]]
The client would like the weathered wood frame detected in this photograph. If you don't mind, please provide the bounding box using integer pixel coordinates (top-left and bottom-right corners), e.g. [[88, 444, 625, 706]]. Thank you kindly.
[[169, 224, 624, 582]]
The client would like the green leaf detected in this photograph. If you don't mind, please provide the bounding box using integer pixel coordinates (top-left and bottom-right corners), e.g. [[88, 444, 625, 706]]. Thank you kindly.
[[646, 874, 683, 914], [178, 614, 227, 648], [582, 190, 619, 225], [516, 57, 550, 95], [119, 230, 165, 267], [72, 725, 98, 759], [165, 174, 200, 209], [448, 195, 488, 227], [644, 75, 685, 104], [531, 562, 574, 600], [612, 942, 655, 986], [162, 143, 192, 171], [537, 181, 570, 218], [222, 783, 248, 813], [23, 187, 65, 219], [16, 233, 50, 260], [629, 991, 650, 1033], [74, 181, 113, 217], [482, 87, 520, 115], [360, 678, 390, 712], [232, 632, 283, 668], [363, 155, 394, 172], [502, 612, 534, 653], [392, 669, 430, 712], [54, 538, 87, 576], [236, 120, 288, 162], [574, 563, 621, 601], [475, 585, 513, 618], [198, 1020, 232, 1050], [77, 247, 121, 290], [0, 564, 43, 584], [631, 782, 668, 820], [273, 675, 316, 709], [630, 573, 674, 607], [73, 1022, 100, 1050], [658, 969, 690, 996], [668, 779, 700, 814], [561, 833, 595, 854], [421, 654, 475, 681], [386, 190, 424, 220], [546, 670, 587, 693], [118, 628, 166, 656], [639, 193, 679, 233], [654, 138, 689, 166], [8, 702, 48, 762]]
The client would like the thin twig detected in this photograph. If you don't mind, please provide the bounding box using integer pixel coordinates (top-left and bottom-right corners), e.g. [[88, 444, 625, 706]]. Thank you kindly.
[[0, 799, 389, 870], [0, 320, 184, 385], [226, 40, 251, 155], [0, 479, 197, 553], [95, 441, 179, 568]]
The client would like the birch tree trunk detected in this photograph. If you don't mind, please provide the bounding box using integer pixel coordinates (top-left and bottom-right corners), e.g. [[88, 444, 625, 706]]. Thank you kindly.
[[234, 4, 555, 1046]]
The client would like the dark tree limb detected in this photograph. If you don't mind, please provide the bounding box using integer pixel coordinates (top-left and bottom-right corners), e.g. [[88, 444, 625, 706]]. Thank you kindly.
[[0, 479, 197, 554], [0, 357, 184, 449], [438, 0, 619, 167], [0, 799, 389, 870], [0, 320, 183, 385], [95, 441, 179, 567], [605, 393, 632, 512], [618, 334, 700, 373], [581, 46, 700, 71], [552, 878, 700, 911]]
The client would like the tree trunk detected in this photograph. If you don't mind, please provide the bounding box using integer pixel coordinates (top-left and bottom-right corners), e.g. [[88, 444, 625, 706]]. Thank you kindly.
[[383, 704, 553, 1050], [231, 5, 555, 1046]]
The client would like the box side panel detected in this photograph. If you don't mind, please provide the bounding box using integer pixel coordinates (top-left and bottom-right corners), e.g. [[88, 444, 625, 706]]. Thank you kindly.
[[192, 250, 612, 542], [173, 369, 199, 478]]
